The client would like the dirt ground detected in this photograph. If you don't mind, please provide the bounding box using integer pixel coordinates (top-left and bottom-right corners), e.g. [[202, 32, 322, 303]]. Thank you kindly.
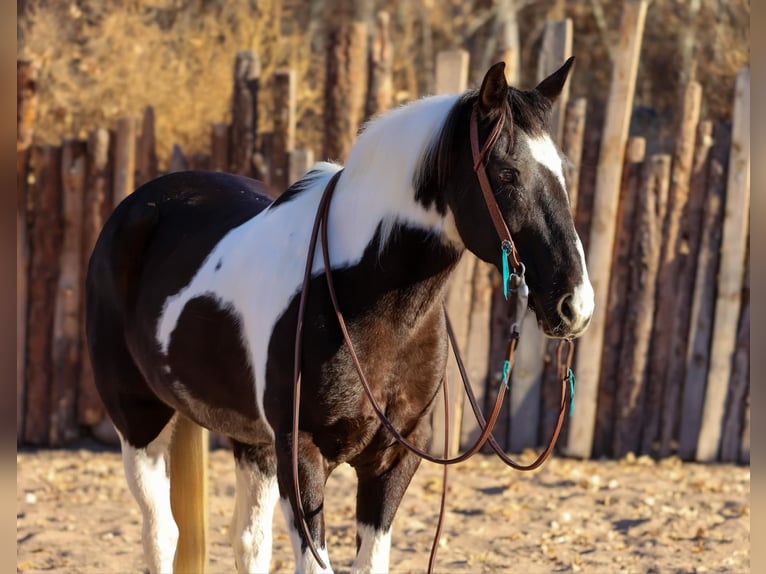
[[17, 446, 749, 573]]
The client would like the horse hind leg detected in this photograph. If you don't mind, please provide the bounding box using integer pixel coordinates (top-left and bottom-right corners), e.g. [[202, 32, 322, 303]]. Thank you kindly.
[[229, 441, 280, 573], [118, 414, 179, 574]]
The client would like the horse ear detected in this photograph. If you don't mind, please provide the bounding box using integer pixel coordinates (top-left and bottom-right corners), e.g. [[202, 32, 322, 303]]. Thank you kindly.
[[534, 56, 575, 103], [478, 62, 509, 116]]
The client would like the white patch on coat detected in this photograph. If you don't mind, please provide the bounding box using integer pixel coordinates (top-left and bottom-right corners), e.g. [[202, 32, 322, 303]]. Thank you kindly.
[[525, 133, 567, 192], [230, 463, 279, 573], [351, 523, 391, 574], [570, 236, 595, 328], [280, 498, 333, 574], [155, 94, 464, 437], [117, 416, 178, 574]]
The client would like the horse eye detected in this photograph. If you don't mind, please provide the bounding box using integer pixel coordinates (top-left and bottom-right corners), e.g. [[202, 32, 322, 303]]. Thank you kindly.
[[497, 168, 518, 184]]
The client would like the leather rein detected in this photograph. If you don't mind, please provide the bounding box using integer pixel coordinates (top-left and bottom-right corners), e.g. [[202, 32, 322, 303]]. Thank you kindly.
[[291, 103, 575, 571]]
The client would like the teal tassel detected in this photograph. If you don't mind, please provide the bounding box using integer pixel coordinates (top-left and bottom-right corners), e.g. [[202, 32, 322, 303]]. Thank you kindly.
[[501, 359, 511, 389], [501, 242, 511, 300], [568, 368, 576, 416]]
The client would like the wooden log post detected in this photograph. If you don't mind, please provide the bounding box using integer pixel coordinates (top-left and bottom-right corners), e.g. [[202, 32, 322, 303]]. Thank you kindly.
[[562, 98, 587, 213], [230, 51, 261, 177], [641, 81, 702, 456], [612, 155, 670, 458], [677, 123, 730, 460], [536, 18, 573, 146], [431, 49, 470, 456], [591, 137, 645, 457], [740, 396, 750, 464], [210, 123, 229, 172], [50, 139, 86, 446], [17, 59, 37, 439], [365, 10, 393, 119], [323, 0, 370, 162], [719, 257, 749, 463], [78, 129, 110, 428], [657, 119, 714, 457], [24, 146, 63, 445], [168, 144, 189, 173], [696, 68, 750, 463], [135, 106, 158, 187], [272, 69, 297, 194], [288, 149, 315, 186], [565, 0, 648, 459], [112, 117, 136, 209]]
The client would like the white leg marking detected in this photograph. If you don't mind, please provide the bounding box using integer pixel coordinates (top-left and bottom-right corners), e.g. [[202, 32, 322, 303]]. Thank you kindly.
[[351, 523, 391, 574], [280, 498, 333, 574], [118, 417, 178, 574], [230, 463, 280, 573]]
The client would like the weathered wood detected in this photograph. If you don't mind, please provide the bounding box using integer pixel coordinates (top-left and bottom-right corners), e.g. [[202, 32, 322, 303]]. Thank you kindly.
[[562, 98, 587, 213], [720, 258, 748, 463], [678, 123, 730, 460], [78, 129, 110, 427], [168, 144, 189, 173], [365, 10, 393, 119], [135, 106, 158, 187], [17, 149, 30, 440], [739, 393, 750, 464], [17, 60, 37, 151], [435, 50, 470, 95], [509, 311, 545, 451], [658, 119, 714, 457], [458, 262, 494, 452], [288, 149, 315, 186], [323, 0, 369, 162], [491, 0, 521, 85], [24, 146, 63, 445], [272, 69, 297, 193], [566, 0, 648, 459], [50, 139, 86, 446], [642, 81, 702, 456], [188, 153, 211, 171], [487, 273, 511, 450], [230, 50, 261, 176], [612, 155, 669, 458], [696, 68, 750, 463], [112, 117, 136, 209], [536, 18, 572, 145], [592, 137, 645, 458], [210, 123, 229, 172]]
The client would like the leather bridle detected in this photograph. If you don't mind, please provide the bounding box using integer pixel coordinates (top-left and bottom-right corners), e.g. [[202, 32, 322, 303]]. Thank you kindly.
[[290, 102, 574, 572]]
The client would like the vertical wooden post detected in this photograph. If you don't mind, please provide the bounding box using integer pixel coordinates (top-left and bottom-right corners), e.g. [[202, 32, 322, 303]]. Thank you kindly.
[[17, 59, 37, 440], [288, 149, 315, 186], [536, 18, 573, 145], [487, 276, 511, 450], [365, 10, 393, 119], [591, 137, 645, 457], [657, 119, 713, 457], [230, 51, 261, 176], [50, 139, 86, 446], [678, 123, 730, 460], [612, 155, 670, 458], [562, 98, 587, 212], [168, 144, 189, 173], [210, 123, 229, 172], [24, 145, 63, 445], [323, 0, 370, 162], [642, 81, 702, 456], [78, 129, 110, 427], [112, 117, 136, 209], [740, 395, 750, 464], [719, 259, 749, 463], [272, 69, 297, 193], [135, 106, 158, 187], [566, 0, 648, 459], [491, 0, 521, 85], [696, 68, 750, 462], [431, 49, 470, 456]]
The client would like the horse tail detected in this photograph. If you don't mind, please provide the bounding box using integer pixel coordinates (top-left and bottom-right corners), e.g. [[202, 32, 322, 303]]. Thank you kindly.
[[169, 414, 209, 573]]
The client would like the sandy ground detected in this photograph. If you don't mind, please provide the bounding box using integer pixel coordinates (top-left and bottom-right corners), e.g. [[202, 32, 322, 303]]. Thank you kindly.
[[17, 446, 749, 573]]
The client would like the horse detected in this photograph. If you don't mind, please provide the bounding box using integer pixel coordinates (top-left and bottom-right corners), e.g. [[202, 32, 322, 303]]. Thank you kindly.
[[85, 58, 594, 574]]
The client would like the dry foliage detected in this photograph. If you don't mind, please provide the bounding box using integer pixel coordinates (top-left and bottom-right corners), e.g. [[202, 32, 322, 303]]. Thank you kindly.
[[18, 0, 749, 166]]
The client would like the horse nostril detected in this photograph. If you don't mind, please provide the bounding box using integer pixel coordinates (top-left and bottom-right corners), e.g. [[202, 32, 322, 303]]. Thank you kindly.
[[558, 294, 575, 325]]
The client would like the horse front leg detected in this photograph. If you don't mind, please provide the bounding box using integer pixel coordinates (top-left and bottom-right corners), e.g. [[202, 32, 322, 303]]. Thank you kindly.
[[350, 424, 430, 574], [276, 431, 333, 574]]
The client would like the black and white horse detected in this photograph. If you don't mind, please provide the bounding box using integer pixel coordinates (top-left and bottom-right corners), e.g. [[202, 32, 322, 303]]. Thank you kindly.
[[86, 60, 593, 573]]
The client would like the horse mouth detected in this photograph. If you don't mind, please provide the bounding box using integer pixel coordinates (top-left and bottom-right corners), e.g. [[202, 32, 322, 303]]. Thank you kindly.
[[529, 298, 591, 340]]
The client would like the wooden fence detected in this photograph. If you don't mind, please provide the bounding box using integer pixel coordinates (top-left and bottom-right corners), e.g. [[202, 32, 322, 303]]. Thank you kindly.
[[16, 3, 749, 463]]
